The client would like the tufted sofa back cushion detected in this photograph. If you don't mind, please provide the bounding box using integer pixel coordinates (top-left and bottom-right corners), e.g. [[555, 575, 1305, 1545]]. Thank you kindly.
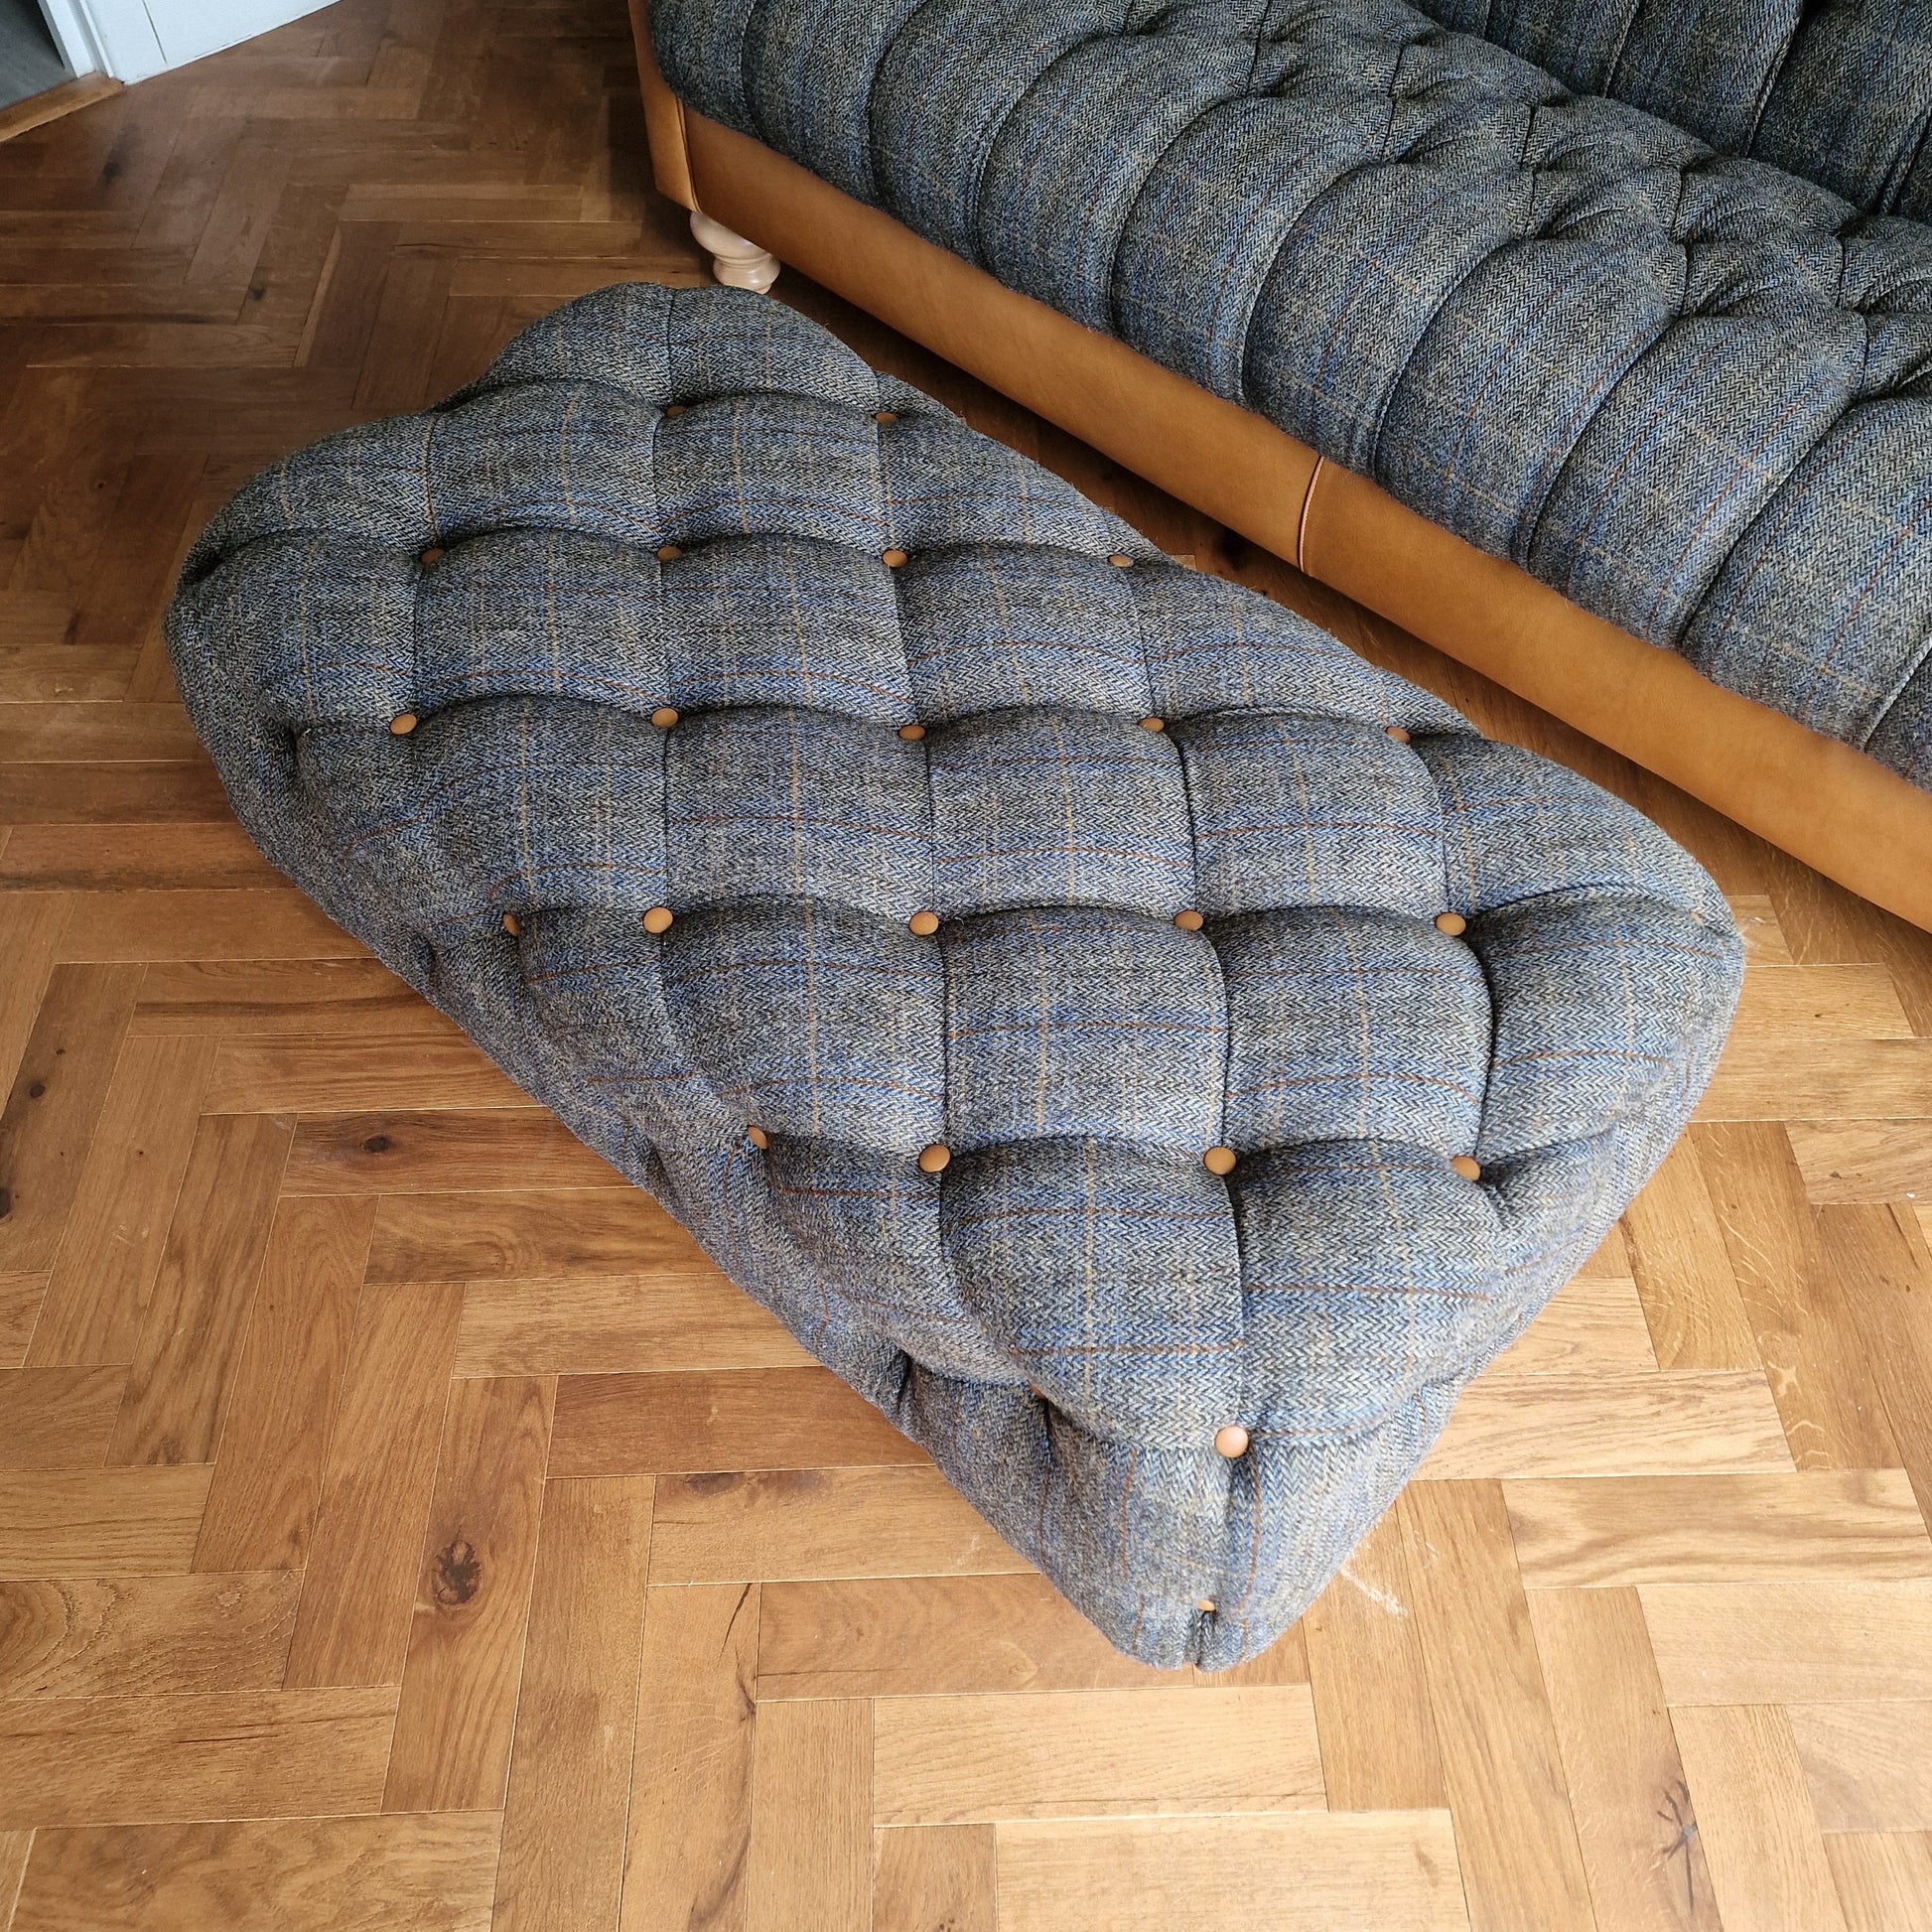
[[654, 0, 1932, 795], [1406, 0, 1932, 218]]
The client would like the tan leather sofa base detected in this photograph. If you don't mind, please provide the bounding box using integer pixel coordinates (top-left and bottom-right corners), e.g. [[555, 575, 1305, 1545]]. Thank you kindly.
[[628, 14, 1932, 930]]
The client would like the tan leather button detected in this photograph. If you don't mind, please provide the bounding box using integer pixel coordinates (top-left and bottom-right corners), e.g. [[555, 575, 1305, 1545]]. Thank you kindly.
[[419, 545, 445, 567], [746, 1125, 768, 1151], [1109, 554, 1134, 568], [642, 906, 674, 935], [501, 912, 519, 937], [389, 713, 418, 737], [1385, 724, 1412, 744], [650, 706, 679, 729], [1214, 1424, 1250, 1458], [897, 723, 926, 743], [1196, 1597, 1217, 1613], [1138, 716, 1166, 733], [882, 548, 908, 569], [1173, 909, 1204, 931], [1435, 912, 1468, 936], [1451, 1155, 1482, 1181], [875, 409, 897, 425], [1203, 1146, 1236, 1176], [908, 910, 940, 937], [656, 543, 682, 562], [918, 1143, 951, 1174], [664, 402, 685, 418]]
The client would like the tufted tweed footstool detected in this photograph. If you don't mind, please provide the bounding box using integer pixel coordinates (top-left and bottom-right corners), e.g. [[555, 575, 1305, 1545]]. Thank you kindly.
[[168, 283, 1742, 1669]]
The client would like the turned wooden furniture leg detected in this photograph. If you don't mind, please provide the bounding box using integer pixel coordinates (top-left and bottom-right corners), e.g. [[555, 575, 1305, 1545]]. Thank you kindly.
[[690, 210, 779, 292]]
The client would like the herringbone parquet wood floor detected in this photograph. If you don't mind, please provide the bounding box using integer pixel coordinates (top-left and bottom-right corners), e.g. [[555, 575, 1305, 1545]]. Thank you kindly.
[[1, 5, 1930, 1926]]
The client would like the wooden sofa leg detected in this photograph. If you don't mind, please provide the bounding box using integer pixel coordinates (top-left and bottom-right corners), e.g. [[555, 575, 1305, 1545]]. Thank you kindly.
[[690, 211, 779, 293]]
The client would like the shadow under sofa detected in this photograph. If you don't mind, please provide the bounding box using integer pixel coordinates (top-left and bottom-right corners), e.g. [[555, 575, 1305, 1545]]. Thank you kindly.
[[626, 0, 1932, 934]]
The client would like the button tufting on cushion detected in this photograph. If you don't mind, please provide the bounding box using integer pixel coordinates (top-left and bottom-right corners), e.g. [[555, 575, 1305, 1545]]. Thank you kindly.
[[166, 282, 1742, 1671]]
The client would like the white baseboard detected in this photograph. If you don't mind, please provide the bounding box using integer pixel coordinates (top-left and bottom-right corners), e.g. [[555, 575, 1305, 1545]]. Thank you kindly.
[[56, 0, 332, 82]]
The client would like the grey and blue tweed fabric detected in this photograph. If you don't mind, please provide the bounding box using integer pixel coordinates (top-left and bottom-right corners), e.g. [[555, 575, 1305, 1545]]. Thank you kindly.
[[652, 0, 1932, 792], [167, 284, 1741, 1668]]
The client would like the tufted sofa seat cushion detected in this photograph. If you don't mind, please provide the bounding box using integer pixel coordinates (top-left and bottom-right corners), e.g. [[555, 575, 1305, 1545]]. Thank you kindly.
[[168, 283, 1742, 1669], [653, 0, 1932, 793]]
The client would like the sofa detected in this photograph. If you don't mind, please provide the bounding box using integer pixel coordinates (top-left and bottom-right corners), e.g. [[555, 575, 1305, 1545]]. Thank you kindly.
[[628, 0, 1932, 932]]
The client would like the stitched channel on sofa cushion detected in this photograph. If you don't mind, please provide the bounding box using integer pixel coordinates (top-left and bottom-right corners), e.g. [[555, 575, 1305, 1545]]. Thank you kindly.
[[652, 0, 1932, 790], [169, 283, 1742, 1668], [1407, 0, 1932, 220]]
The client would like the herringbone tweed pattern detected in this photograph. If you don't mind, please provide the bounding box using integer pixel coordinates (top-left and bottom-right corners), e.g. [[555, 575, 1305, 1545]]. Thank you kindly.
[[0, 5, 1929, 1927]]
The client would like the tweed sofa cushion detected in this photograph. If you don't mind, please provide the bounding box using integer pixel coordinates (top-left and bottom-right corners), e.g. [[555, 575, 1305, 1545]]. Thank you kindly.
[[1409, 0, 1932, 218], [168, 284, 1742, 1669], [652, 0, 1932, 792]]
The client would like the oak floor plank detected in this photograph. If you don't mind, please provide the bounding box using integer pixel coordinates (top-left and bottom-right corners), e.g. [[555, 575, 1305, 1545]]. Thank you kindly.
[[57, 889, 361, 963], [1618, 1140, 1761, 1370], [872, 1827, 994, 1932], [205, 1035, 526, 1114], [1823, 1833, 1932, 1932], [1504, 1470, 1932, 1586], [1419, 1369, 1790, 1478], [0, 1369, 123, 1470], [872, 1685, 1324, 1825], [284, 1282, 463, 1688], [1787, 1702, 1932, 1833], [10, 1813, 500, 1932], [756, 1573, 1187, 1700], [550, 1367, 919, 1476], [1488, 1268, 1657, 1375], [1671, 1704, 1849, 1932], [992, 1813, 1470, 1932], [0, 1687, 396, 1828], [1696, 1039, 1932, 1120], [26, 1035, 212, 1367], [1302, 1509, 1447, 1812], [620, 1583, 758, 1932], [747, 1698, 870, 1932], [107, 1109, 293, 1466], [369, 1188, 717, 1285], [1728, 962, 1914, 1039], [1399, 1480, 1594, 1932], [491, 1474, 653, 1932], [1816, 1204, 1932, 1526], [0, 894, 68, 1099], [0, 1573, 297, 1696], [129, 958, 452, 1037], [649, 1467, 1030, 1586], [0, 1465, 210, 1577], [193, 1194, 372, 1572], [0, 963, 142, 1277], [0, 1832, 26, 1931], [1527, 1587, 1721, 1931], [0, 822, 281, 894], [1730, 896, 1794, 964], [0, 1276, 43, 1371], [0, 761, 226, 825], [286, 1108, 622, 1194], [1789, 1120, 1932, 1204], [1696, 1120, 1908, 1471], [454, 1272, 806, 1376], [384, 1373, 553, 1812], [1641, 1581, 1932, 1703], [0, 645, 125, 704]]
